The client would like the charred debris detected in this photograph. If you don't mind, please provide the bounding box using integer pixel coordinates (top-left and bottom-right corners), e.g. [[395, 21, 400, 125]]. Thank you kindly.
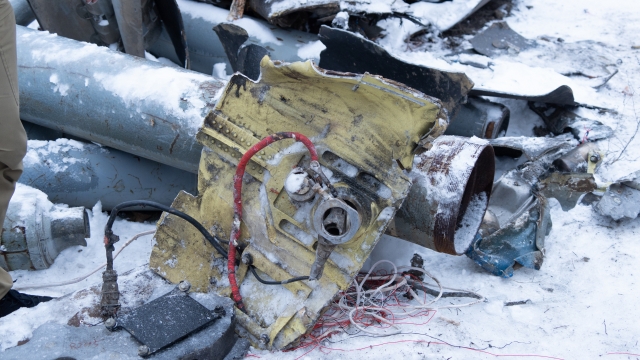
[[0, 0, 630, 358]]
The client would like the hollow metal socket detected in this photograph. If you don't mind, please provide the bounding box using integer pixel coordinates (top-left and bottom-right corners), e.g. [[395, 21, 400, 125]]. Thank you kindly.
[[312, 198, 361, 245]]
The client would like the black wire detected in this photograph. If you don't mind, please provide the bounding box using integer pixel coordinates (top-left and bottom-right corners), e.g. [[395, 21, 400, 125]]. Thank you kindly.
[[249, 265, 309, 285], [407, 279, 483, 299], [105, 200, 228, 258]]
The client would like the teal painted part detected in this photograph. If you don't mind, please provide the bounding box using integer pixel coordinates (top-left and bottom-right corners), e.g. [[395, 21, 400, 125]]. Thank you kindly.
[[466, 199, 551, 278]]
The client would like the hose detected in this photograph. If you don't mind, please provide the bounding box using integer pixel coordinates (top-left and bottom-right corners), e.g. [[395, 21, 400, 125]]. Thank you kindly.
[[229, 132, 319, 313], [249, 266, 309, 285], [104, 200, 228, 267]]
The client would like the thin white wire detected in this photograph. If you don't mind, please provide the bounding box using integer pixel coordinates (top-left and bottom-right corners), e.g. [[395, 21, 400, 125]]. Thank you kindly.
[[330, 260, 484, 336], [13, 230, 155, 290]]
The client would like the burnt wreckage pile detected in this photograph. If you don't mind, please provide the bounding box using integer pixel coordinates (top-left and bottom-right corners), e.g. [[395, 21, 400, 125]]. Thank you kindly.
[[0, 0, 628, 358]]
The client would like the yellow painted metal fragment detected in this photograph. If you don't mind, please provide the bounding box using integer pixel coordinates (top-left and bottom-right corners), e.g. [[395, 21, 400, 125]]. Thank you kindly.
[[151, 57, 447, 349]]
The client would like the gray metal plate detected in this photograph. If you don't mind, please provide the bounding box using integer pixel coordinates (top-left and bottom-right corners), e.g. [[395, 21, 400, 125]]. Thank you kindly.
[[118, 291, 221, 355]]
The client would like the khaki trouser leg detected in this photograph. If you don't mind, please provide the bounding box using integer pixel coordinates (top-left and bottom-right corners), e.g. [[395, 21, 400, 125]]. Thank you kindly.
[[0, 0, 27, 299], [0, 268, 12, 299]]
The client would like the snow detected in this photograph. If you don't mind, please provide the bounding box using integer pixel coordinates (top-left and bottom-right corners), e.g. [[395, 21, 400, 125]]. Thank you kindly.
[[454, 192, 487, 254], [48, 73, 69, 96], [213, 62, 231, 80], [284, 171, 307, 194], [5, 0, 640, 359], [297, 40, 326, 62], [92, 66, 212, 134], [410, 0, 489, 31], [23, 139, 88, 174]]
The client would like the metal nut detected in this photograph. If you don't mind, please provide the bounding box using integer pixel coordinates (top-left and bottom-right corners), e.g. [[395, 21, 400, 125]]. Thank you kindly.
[[104, 317, 116, 330], [178, 280, 191, 292], [589, 154, 600, 163], [138, 345, 150, 356], [241, 253, 253, 265], [260, 334, 270, 345]]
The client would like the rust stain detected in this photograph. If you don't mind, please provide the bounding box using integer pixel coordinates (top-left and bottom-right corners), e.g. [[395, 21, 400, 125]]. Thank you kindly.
[[169, 134, 180, 155]]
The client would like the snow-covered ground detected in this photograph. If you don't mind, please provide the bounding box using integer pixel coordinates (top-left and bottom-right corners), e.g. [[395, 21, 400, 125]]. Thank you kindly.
[[3, 0, 640, 359]]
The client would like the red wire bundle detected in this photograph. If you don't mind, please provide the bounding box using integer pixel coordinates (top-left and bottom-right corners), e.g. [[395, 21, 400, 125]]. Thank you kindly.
[[229, 132, 319, 312]]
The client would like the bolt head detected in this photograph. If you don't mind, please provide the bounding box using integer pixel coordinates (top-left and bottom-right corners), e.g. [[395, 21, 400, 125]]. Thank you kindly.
[[178, 280, 191, 292], [590, 154, 600, 163], [241, 253, 253, 265], [260, 334, 269, 344], [138, 345, 150, 356], [104, 317, 116, 330]]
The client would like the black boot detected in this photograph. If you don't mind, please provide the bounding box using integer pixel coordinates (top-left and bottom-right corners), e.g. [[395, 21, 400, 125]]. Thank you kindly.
[[0, 290, 53, 318]]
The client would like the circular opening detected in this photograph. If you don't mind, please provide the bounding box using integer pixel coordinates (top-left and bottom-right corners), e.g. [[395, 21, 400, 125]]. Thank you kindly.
[[322, 207, 348, 236]]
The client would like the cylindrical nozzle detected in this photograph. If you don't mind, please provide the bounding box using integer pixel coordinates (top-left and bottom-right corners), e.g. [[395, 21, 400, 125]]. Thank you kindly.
[[391, 136, 495, 255], [1, 184, 90, 271]]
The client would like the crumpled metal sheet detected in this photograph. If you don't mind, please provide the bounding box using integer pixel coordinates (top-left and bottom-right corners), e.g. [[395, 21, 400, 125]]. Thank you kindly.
[[594, 184, 640, 221], [470, 21, 536, 57], [470, 85, 576, 106], [490, 136, 576, 163], [466, 195, 550, 278], [528, 102, 614, 141], [468, 168, 551, 278], [318, 25, 474, 118], [151, 57, 448, 349], [213, 23, 269, 81], [468, 136, 600, 277], [538, 172, 597, 211]]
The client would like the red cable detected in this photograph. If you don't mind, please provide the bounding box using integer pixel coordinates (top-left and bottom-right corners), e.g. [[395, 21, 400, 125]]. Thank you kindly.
[[229, 132, 319, 312]]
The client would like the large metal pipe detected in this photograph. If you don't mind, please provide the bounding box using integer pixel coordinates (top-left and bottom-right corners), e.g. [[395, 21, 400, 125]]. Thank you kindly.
[[20, 138, 197, 210], [148, 0, 318, 75], [17, 25, 225, 173], [9, 0, 35, 26]]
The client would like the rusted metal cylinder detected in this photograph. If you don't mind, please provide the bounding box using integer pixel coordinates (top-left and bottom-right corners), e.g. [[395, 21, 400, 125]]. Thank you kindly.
[[16, 25, 225, 173], [390, 136, 495, 255]]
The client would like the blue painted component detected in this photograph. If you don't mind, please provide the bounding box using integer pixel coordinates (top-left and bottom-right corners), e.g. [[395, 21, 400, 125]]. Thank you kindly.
[[466, 197, 551, 278]]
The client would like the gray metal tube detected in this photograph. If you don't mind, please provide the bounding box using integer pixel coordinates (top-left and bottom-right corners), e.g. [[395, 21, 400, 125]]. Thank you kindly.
[[1, 185, 89, 271], [148, 0, 318, 74], [20, 138, 197, 210], [17, 25, 225, 173], [9, 0, 35, 26]]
